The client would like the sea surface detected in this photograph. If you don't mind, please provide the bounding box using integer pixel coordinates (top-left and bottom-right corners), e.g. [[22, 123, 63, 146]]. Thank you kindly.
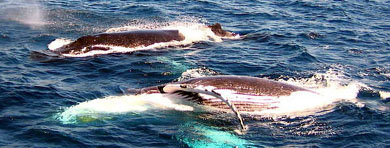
[[1, 0, 390, 147]]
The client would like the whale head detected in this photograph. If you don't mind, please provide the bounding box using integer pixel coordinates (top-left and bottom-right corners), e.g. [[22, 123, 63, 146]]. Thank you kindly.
[[52, 35, 97, 54], [208, 23, 236, 37]]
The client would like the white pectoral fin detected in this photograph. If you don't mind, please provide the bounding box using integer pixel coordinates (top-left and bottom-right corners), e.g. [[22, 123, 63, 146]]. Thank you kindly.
[[162, 84, 247, 132]]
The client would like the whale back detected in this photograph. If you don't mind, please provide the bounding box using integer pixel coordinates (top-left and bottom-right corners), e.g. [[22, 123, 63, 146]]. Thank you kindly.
[[173, 76, 312, 112], [55, 30, 185, 54], [177, 76, 307, 97], [95, 30, 185, 48], [134, 76, 309, 97], [131, 76, 311, 112]]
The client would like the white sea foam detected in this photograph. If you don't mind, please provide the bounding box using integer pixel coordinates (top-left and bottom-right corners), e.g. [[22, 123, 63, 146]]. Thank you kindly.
[[48, 21, 239, 57], [379, 91, 390, 100], [255, 69, 361, 117], [252, 85, 359, 117]]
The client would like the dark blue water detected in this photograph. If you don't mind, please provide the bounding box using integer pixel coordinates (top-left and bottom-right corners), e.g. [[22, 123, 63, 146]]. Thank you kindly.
[[1, 0, 390, 147]]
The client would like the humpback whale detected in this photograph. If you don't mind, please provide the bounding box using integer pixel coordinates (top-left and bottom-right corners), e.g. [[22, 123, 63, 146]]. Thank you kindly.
[[51, 23, 235, 55], [130, 75, 316, 130]]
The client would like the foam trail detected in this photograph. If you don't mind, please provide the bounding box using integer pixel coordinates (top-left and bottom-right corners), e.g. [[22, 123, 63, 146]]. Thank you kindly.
[[57, 94, 193, 124]]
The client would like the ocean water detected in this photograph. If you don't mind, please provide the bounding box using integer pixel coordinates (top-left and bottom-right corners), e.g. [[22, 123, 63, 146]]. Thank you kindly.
[[1, 0, 390, 147]]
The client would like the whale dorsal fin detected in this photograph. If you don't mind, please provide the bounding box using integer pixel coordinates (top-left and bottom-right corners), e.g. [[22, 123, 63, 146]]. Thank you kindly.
[[208, 23, 224, 36], [208, 23, 236, 37], [163, 84, 247, 132]]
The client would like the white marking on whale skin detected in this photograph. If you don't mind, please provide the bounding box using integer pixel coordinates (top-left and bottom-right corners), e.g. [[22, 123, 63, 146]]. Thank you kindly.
[[205, 89, 280, 104], [61, 40, 183, 57], [57, 94, 195, 124], [67, 94, 193, 113], [163, 84, 247, 131], [165, 84, 281, 107], [189, 85, 345, 118], [81, 47, 88, 52], [165, 83, 351, 117]]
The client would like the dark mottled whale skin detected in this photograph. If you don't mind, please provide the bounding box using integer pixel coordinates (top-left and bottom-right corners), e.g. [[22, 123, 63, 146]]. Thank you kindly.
[[52, 23, 234, 55], [131, 75, 313, 112], [53, 30, 185, 54]]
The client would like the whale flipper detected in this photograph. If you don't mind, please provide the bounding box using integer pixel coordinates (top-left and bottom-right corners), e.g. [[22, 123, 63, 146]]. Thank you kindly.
[[162, 84, 247, 131], [30, 50, 66, 62]]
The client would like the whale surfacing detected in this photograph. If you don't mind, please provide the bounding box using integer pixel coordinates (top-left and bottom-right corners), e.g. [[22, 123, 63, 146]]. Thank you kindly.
[[49, 23, 236, 55], [53, 30, 185, 55], [130, 75, 315, 131], [133, 75, 312, 112]]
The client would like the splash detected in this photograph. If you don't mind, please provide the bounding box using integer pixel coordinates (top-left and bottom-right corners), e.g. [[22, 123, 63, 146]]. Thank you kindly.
[[57, 94, 193, 124], [255, 69, 361, 117], [48, 20, 240, 57], [380, 91, 390, 100], [176, 67, 220, 81], [106, 21, 226, 42]]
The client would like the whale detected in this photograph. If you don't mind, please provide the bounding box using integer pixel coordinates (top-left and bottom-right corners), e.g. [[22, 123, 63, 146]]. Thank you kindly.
[[129, 75, 316, 130], [132, 75, 313, 112], [51, 23, 235, 55]]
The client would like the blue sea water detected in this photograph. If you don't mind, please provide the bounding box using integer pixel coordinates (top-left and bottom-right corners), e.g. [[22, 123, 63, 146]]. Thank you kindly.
[[1, 0, 390, 147]]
